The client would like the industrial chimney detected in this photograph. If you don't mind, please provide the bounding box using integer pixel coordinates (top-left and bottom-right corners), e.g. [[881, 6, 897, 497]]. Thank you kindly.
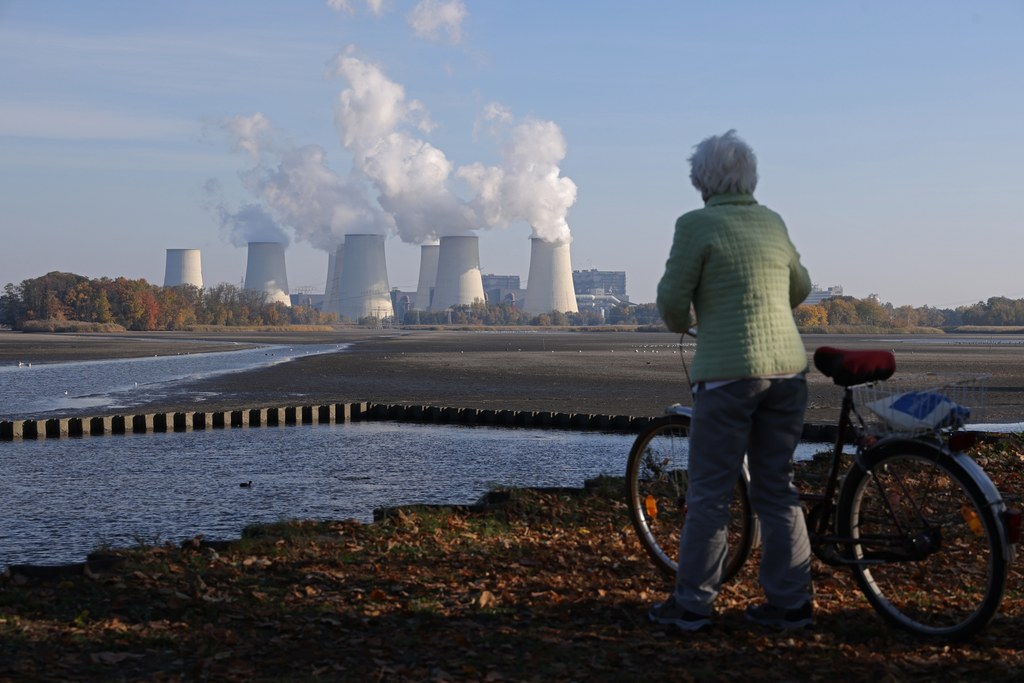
[[243, 241, 291, 307], [431, 235, 486, 310], [163, 248, 203, 288], [523, 237, 579, 315], [337, 233, 394, 321], [323, 244, 344, 317], [413, 243, 440, 311]]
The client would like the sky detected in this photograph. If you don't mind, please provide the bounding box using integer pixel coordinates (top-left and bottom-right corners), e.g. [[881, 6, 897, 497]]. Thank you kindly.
[[1, 0, 1022, 309]]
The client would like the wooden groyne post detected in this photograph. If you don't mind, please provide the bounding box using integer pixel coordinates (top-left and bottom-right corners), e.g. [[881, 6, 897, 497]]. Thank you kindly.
[[2, 402, 838, 442]]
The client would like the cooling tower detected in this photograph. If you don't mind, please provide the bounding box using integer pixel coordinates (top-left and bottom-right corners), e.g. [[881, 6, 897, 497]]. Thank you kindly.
[[243, 241, 291, 307], [413, 243, 440, 311], [523, 237, 579, 315], [163, 248, 203, 288], [337, 233, 394, 321], [323, 244, 344, 316], [431, 235, 486, 310]]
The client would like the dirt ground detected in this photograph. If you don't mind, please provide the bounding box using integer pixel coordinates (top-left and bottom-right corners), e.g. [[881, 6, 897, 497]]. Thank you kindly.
[[2, 328, 1023, 425]]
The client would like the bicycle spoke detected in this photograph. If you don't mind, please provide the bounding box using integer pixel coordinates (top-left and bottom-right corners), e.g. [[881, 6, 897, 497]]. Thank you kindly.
[[839, 447, 1006, 639], [626, 416, 753, 581]]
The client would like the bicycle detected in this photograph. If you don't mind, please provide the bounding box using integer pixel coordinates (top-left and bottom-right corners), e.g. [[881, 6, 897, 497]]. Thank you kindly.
[[626, 342, 1021, 640]]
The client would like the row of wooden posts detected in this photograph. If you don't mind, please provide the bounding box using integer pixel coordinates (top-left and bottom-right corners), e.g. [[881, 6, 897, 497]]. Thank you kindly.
[[0, 404, 655, 441], [0, 403, 844, 442]]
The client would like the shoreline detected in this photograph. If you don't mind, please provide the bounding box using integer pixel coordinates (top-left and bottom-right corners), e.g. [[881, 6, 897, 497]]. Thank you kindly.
[[2, 328, 1023, 424]]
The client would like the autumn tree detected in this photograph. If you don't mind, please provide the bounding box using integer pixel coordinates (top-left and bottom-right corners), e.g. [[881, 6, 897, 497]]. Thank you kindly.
[[794, 304, 828, 329], [822, 297, 859, 326]]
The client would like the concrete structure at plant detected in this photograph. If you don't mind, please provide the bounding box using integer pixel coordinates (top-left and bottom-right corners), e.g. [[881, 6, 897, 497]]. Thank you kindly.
[[243, 242, 291, 307], [414, 243, 440, 311], [163, 249, 203, 288], [523, 238, 578, 314], [336, 234, 394, 321], [431, 235, 486, 310]]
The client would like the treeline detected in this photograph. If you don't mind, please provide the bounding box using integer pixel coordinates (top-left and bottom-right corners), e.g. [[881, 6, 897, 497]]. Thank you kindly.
[[5, 272, 1024, 332], [795, 295, 1024, 330], [400, 301, 665, 327], [0, 272, 333, 331]]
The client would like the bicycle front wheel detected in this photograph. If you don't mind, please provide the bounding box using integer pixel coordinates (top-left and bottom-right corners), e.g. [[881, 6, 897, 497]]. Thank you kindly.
[[625, 414, 755, 581], [837, 441, 1009, 640]]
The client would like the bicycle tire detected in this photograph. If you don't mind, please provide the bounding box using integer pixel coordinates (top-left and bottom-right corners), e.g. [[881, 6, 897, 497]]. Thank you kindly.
[[836, 440, 1010, 640], [625, 414, 755, 581]]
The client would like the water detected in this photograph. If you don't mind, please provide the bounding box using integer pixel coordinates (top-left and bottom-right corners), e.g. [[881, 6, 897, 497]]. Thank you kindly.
[[0, 422, 637, 570], [2, 337, 1017, 571], [0, 343, 346, 420]]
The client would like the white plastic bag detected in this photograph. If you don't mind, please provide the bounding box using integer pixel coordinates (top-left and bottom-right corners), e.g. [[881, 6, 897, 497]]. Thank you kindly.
[[866, 390, 970, 431]]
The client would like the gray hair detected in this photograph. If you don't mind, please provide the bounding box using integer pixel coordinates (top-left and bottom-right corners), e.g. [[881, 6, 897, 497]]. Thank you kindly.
[[688, 129, 758, 199]]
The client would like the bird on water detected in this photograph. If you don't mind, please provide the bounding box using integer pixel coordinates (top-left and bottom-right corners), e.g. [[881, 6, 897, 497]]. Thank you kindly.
[[240, 481, 253, 488]]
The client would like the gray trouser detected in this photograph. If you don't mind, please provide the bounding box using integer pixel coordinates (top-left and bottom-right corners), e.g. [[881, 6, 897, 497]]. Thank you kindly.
[[674, 376, 811, 614]]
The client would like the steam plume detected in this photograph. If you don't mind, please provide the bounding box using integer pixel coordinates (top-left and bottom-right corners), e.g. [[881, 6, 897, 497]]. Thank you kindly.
[[330, 51, 577, 245], [460, 104, 577, 244], [212, 113, 392, 252], [203, 179, 290, 247], [331, 50, 476, 243]]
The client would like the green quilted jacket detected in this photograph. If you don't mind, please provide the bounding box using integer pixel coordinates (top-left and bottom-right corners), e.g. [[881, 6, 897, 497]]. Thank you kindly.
[[656, 193, 811, 382]]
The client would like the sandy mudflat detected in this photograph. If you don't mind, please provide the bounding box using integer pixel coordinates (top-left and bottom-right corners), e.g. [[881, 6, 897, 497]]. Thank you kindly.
[[2, 328, 1024, 424]]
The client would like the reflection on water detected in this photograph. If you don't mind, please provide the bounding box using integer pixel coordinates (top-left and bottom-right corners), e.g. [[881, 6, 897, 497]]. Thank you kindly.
[[0, 423, 634, 569], [0, 422, 839, 570], [0, 343, 345, 420]]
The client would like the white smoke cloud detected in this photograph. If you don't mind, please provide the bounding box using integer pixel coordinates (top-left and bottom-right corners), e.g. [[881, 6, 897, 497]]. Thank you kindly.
[[331, 50, 475, 243], [332, 50, 435, 150], [203, 179, 291, 248], [239, 144, 393, 251], [459, 104, 577, 244], [330, 51, 577, 245], [327, 0, 467, 43], [408, 0, 468, 44], [211, 113, 392, 251], [211, 24, 578, 255], [220, 112, 274, 160], [326, 0, 388, 16]]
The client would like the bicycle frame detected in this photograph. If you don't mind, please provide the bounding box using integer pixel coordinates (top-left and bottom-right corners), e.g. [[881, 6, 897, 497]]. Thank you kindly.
[[802, 382, 1019, 566]]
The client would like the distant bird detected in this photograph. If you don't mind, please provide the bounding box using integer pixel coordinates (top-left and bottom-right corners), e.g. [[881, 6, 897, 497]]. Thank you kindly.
[[240, 481, 253, 488]]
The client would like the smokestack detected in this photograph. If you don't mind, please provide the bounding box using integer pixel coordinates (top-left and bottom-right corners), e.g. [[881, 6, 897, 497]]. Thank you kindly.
[[244, 241, 291, 307], [523, 237, 578, 315], [431, 235, 486, 310], [337, 233, 394, 321], [414, 243, 440, 311], [323, 244, 344, 316], [163, 248, 203, 288]]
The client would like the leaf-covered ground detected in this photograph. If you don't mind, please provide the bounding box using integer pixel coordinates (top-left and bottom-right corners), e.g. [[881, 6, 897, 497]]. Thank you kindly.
[[2, 442, 1023, 682]]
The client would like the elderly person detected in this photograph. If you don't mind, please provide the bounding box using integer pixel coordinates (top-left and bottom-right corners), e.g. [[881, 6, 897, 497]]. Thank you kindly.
[[649, 130, 813, 632]]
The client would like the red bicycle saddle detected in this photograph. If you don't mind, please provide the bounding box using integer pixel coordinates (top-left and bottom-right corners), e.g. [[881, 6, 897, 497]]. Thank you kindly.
[[813, 346, 896, 387]]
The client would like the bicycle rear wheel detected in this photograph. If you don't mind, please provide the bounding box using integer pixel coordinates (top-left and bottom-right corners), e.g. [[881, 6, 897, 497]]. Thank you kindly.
[[625, 414, 755, 580], [837, 441, 1009, 639]]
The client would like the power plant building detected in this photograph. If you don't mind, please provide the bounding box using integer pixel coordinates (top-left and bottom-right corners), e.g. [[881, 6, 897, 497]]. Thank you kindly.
[[522, 238, 578, 315], [482, 274, 522, 307], [413, 243, 440, 311], [336, 233, 394, 321], [163, 248, 203, 288], [323, 245, 344, 317], [572, 269, 627, 300], [431, 235, 486, 310], [243, 242, 291, 307], [573, 268, 629, 317], [804, 284, 844, 305]]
